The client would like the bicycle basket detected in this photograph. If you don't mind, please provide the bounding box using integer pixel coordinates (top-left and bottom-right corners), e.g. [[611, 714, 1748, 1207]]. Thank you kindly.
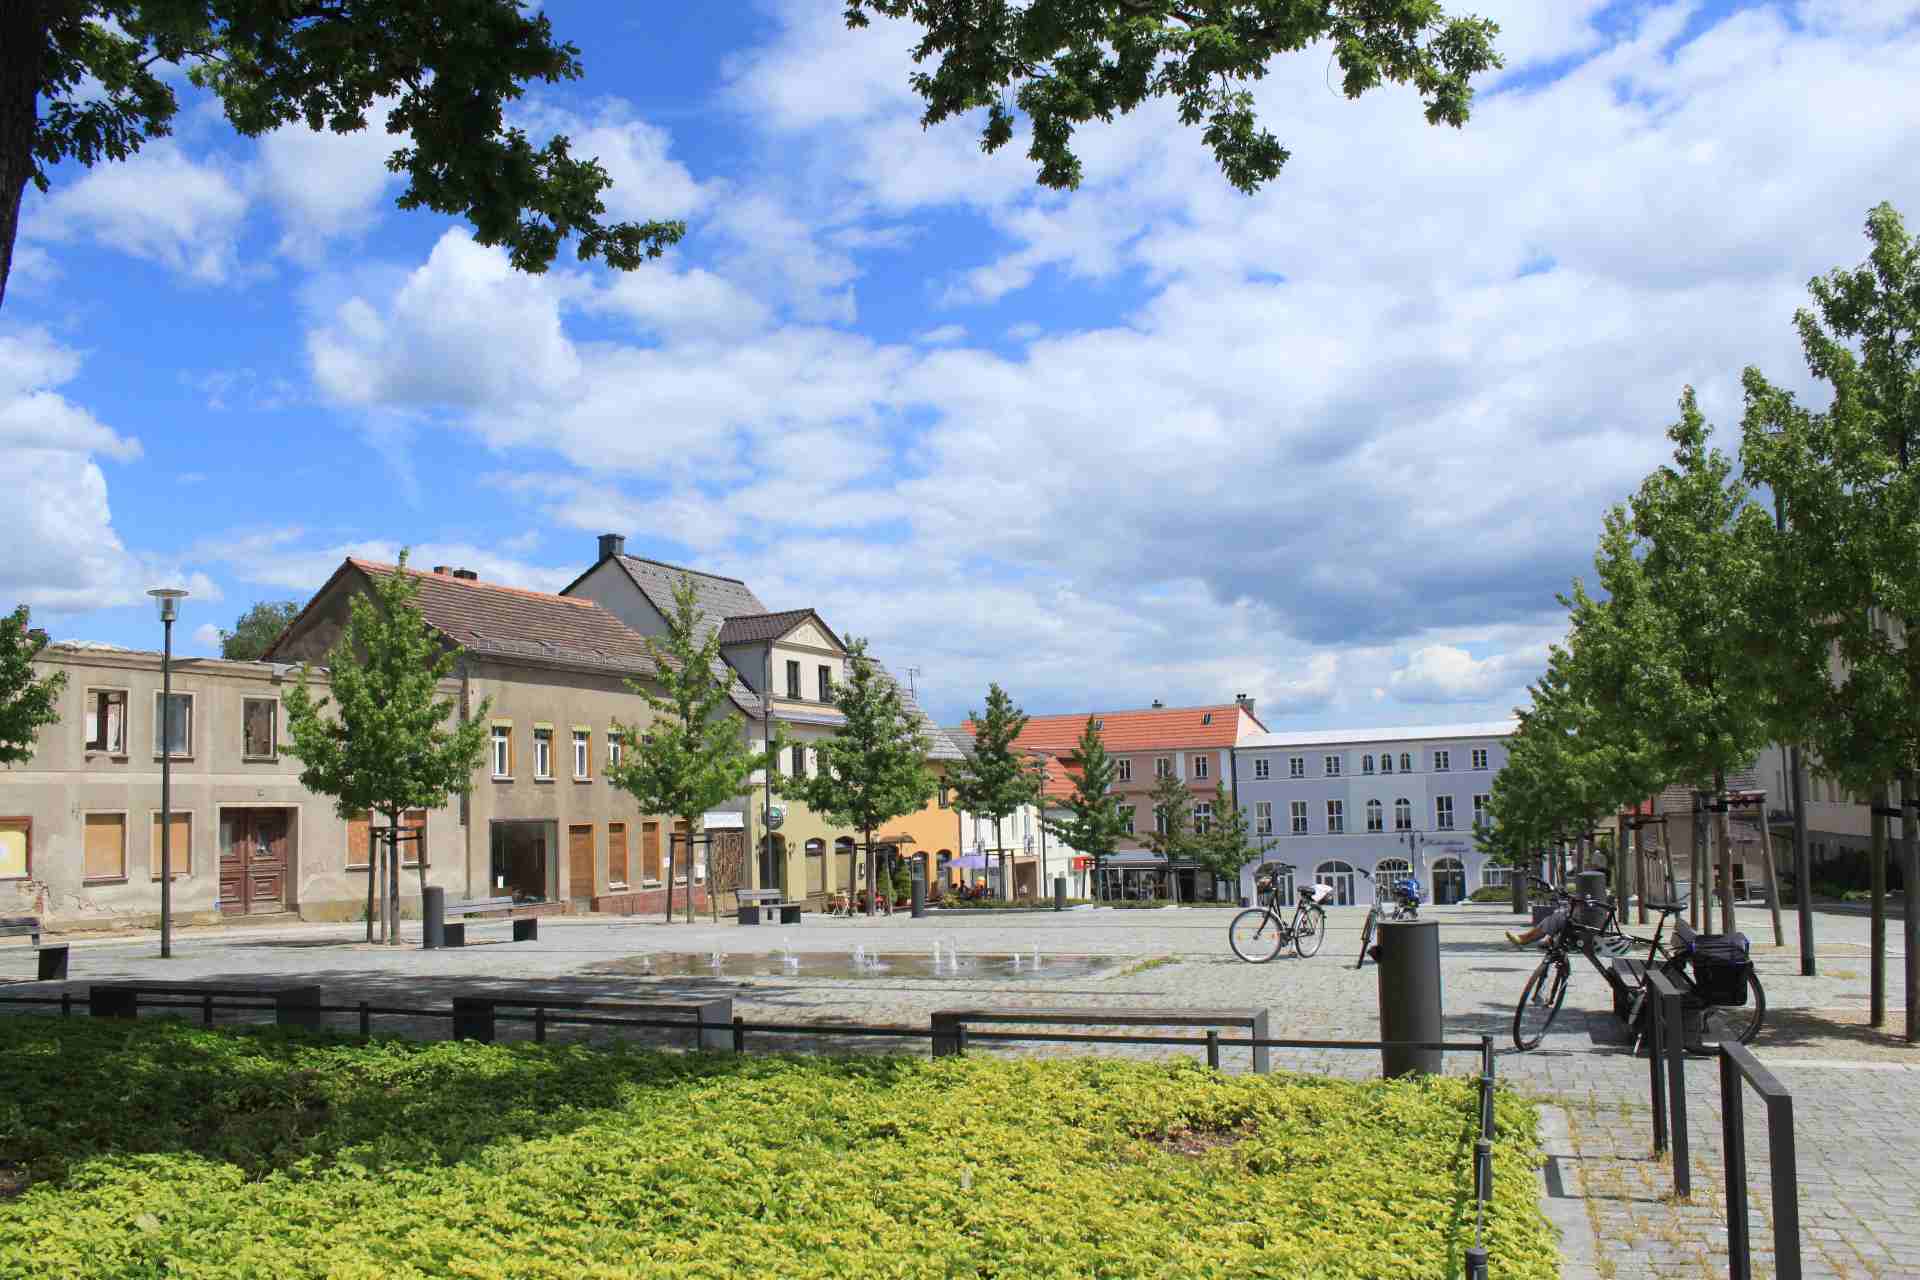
[[1687, 932, 1752, 1006]]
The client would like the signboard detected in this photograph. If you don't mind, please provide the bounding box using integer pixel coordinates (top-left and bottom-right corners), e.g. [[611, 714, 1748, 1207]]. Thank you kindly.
[[703, 811, 745, 830], [763, 803, 785, 831]]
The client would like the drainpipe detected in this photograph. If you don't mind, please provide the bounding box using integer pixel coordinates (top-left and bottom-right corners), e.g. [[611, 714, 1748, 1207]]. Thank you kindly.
[[459, 657, 474, 900]]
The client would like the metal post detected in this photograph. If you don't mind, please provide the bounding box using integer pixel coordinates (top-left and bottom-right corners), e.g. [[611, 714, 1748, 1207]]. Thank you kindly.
[[910, 869, 925, 919], [422, 885, 445, 950], [1054, 875, 1067, 911], [1649, 991, 1669, 1155], [160, 614, 174, 959], [1871, 784, 1888, 1027], [1375, 919, 1442, 1078], [1663, 981, 1689, 1198], [1903, 775, 1919, 1044], [732, 1015, 746, 1054], [1206, 1028, 1220, 1070], [1722, 1050, 1750, 1280]]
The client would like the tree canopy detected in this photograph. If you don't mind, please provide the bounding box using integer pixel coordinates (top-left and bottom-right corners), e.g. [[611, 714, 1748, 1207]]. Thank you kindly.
[[3, 0, 686, 308], [0, 605, 64, 766], [219, 600, 301, 661], [1041, 715, 1130, 891], [948, 682, 1045, 894]]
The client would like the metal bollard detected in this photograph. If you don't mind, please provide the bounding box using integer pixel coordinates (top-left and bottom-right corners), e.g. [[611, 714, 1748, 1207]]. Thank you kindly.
[[422, 885, 445, 950], [1375, 919, 1443, 1078], [1206, 1028, 1220, 1070], [911, 872, 926, 919], [1054, 876, 1068, 911]]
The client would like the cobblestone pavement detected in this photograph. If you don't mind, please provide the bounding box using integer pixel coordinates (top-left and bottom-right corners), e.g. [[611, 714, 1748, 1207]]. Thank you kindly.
[[5, 903, 1916, 1278]]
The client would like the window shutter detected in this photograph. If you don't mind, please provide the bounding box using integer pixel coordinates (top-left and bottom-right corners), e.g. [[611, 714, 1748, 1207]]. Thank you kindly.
[[84, 814, 125, 881], [150, 812, 191, 879]]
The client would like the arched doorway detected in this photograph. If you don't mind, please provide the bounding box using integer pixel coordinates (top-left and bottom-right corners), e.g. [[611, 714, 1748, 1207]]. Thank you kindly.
[[1432, 857, 1466, 905], [834, 836, 858, 894], [1374, 856, 1411, 886], [936, 849, 954, 889], [1315, 860, 1357, 907], [804, 838, 826, 895]]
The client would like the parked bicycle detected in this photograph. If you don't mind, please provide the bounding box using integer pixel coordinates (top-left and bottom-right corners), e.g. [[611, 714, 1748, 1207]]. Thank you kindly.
[[1512, 876, 1763, 1051], [1353, 868, 1422, 968], [1228, 864, 1332, 962]]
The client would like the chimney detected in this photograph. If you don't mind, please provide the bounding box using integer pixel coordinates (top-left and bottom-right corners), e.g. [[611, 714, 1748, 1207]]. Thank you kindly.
[[1236, 693, 1256, 718], [431, 565, 452, 576], [1151, 699, 1164, 709], [452, 569, 479, 581], [598, 533, 626, 561]]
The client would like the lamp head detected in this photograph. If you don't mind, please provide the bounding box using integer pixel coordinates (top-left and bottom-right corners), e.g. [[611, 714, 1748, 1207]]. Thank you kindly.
[[147, 587, 189, 623]]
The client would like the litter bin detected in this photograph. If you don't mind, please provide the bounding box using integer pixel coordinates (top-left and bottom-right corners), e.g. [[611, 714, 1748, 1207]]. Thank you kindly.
[[1375, 919, 1443, 1078], [422, 885, 445, 950], [1054, 876, 1067, 911]]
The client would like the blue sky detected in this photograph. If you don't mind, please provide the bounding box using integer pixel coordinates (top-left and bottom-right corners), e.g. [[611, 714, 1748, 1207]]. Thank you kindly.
[[5, 0, 1918, 727]]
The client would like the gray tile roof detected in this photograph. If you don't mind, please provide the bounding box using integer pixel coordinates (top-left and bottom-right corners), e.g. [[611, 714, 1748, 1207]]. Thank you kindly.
[[615, 555, 766, 647], [718, 609, 817, 646]]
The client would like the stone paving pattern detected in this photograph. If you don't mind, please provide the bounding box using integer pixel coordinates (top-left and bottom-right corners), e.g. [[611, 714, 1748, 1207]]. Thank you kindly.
[[4, 902, 1914, 1278]]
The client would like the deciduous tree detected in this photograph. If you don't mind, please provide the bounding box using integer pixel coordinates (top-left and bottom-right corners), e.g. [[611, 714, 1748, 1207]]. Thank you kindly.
[[1141, 765, 1197, 899], [1041, 715, 1130, 898], [218, 601, 300, 661], [949, 683, 1045, 899], [0, 605, 63, 765]]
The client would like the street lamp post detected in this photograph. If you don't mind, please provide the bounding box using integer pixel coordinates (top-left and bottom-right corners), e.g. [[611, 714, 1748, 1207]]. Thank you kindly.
[[148, 587, 189, 960]]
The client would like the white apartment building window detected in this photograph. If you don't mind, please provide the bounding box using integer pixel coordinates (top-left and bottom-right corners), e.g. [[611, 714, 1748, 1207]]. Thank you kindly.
[[242, 698, 277, 759], [1120, 806, 1136, 836], [1193, 755, 1209, 780], [1155, 756, 1173, 779], [533, 728, 553, 780], [1326, 799, 1345, 834], [1255, 801, 1273, 835], [1473, 794, 1490, 827], [1324, 754, 1341, 777], [1290, 801, 1308, 834], [573, 730, 590, 780], [1289, 756, 1305, 779], [1380, 753, 1394, 775], [1361, 754, 1374, 775], [1193, 802, 1213, 834], [1472, 748, 1490, 770], [1394, 797, 1412, 831], [1366, 799, 1384, 832], [1435, 795, 1455, 830], [607, 732, 623, 770], [491, 726, 512, 778], [791, 744, 807, 778], [1253, 758, 1269, 780], [1433, 750, 1450, 772], [1399, 752, 1412, 772], [786, 660, 802, 698], [1484, 865, 1512, 888], [1155, 808, 1170, 836], [1115, 757, 1133, 782]]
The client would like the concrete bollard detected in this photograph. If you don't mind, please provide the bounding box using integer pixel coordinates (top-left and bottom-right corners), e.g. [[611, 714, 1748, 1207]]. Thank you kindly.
[[422, 885, 445, 950], [1054, 876, 1067, 911], [1376, 919, 1443, 1078]]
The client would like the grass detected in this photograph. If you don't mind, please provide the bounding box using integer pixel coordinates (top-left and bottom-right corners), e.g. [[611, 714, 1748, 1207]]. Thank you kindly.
[[0, 1017, 1558, 1279]]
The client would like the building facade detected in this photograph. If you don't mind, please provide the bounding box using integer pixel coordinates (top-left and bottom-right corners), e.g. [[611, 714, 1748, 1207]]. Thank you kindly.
[[1232, 721, 1517, 906]]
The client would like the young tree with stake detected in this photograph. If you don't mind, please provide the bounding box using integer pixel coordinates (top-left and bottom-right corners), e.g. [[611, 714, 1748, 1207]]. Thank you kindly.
[[1041, 715, 1131, 900], [1142, 766, 1198, 901], [949, 684, 1046, 900]]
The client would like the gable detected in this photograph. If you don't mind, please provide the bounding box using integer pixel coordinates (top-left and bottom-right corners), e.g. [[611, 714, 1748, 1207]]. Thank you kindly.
[[782, 620, 839, 653]]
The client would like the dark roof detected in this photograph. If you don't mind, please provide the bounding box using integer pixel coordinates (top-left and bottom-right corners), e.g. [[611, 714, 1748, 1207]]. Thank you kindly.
[[614, 554, 766, 647], [718, 609, 820, 646]]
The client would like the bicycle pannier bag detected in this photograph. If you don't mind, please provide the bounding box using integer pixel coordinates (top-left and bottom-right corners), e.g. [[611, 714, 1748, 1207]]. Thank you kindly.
[[1688, 932, 1752, 1006]]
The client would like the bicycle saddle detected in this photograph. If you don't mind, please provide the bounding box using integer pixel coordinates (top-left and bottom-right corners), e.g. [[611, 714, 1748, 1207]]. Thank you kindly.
[[1644, 900, 1684, 913]]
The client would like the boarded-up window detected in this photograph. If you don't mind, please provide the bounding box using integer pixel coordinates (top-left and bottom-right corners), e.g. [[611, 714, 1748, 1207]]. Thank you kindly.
[[84, 813, 126, 881], [349, 811, 427, 868], [347, 813, 371, 869], [641, 821, 661, 882], [150, 812, 192, 879], [674, 820, 692, 882], [0, 818, 28, 879], [608, 822, 628, 886], [401, 810, 427, 867]]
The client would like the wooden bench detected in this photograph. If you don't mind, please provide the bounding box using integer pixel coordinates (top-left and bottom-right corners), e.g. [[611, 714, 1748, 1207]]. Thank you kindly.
[[735, 888, 803, 926], [1, 916, 67, 980], [931, 1007, 1271, 1074], [441, 897, 539, 947]]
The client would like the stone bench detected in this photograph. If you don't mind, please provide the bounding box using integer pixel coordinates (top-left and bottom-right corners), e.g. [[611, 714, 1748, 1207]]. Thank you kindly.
[[931, 1006, 1271, 1074], [442, 897, 539, 947], [1, 916, 66, 980], [451, 994, 733, 1052], [87, 982, 323, 1029], [735, 889, 803, 926]]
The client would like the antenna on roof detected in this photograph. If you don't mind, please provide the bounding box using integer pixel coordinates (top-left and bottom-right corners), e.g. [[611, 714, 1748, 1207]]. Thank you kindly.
[[905, 666, 922, 694]]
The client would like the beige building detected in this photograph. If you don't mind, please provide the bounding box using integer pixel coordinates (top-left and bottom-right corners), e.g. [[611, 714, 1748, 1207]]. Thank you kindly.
[[2, 642, 463, 929]]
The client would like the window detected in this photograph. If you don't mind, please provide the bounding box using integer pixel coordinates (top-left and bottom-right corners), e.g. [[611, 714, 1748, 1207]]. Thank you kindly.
[[1433, 750, 1451, 772], [242, 698, 277, 759], [1193, 802, 1213, 834], [1091, 719, 1103, 730], [786, 660, 802, 698], [791, 744, 807, 778], [84, 812, 126, 881], [641, 821, 662, 881], [491, 725, 512, 778], [1120, 806, 1136, 835], [1115, 758, 1133, 782], [608, 822, 629, 887], [348, 811, 427, 868], [0, 817, 29, 879], [1193, 755, 1209, 780], [1473, 794, 1490, 828], [573, 730, 590, 780], [1394, 798, 1412, 831], [533, 728, 553, 780], [938, 783, 950, 808], [1289, 756, 1305, 779], [1362, 754, 1374, 775], [1435, 795, 1455, 830], [149, 811, 191, 879], [607, 731, 623, 771], [83, 688, 128, 754], [1380, 753, 1394, 775], [1400, 752, 1412, 772], [1366, 799, 1384, 832], [1472, 748, 1490, 770], [1483, 865, 1512, 888], [1154, 808, 1170, 836], [818, 665, 833, 702], [1155, 756, 1173, 779], [1324, 754, 1341, 777], [1326, 799, 1344, 833], [1255, 802, 1273, 835], [1253, 758, 1269, 780], [400, 810, 428, 867], [1290, 801, 1308, 834], [152, 691, 192, 758]]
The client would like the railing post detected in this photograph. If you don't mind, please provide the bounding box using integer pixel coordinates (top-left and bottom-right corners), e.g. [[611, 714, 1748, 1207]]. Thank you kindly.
[[1722, 1049, 1750, 1280], [358, 1001, 371, 1038], [534, 1005, 547, 1044], [1767, 1084, 1802, 1280], [1649, 986, 1669, 1155], [1206, 1028, 1220, 1070], [732, 1015, 746, 1054], [930, 1012, 961, 1058]]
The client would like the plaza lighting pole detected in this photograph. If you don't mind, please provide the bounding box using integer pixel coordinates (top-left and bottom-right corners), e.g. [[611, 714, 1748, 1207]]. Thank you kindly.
[[148, 588, 189, 959]]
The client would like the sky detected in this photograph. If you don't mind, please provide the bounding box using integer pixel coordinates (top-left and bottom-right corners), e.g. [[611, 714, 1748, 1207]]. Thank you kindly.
[[5, 0, 1919, 729]]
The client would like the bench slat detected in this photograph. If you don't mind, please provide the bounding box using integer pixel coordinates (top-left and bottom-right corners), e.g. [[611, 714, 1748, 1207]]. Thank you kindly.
[[936, 1008, 1263, 1027]]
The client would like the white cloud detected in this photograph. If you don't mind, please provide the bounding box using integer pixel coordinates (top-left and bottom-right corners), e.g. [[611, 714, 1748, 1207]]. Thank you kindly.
[[915, 324, 967, 346], [257, 98, 406, 261], [516, 98, 709, 225], [1389, 646, 1537, 705], [192, 622, 222, 648], [29, 140, 250, 285], [200, 527, 574, 596]]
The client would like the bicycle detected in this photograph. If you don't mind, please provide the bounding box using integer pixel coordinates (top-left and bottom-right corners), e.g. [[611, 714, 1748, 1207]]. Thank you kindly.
[[1353, 868, 1419, 968], [1227, 864, 1331, 962], [1512, 877, 1763, 1052]]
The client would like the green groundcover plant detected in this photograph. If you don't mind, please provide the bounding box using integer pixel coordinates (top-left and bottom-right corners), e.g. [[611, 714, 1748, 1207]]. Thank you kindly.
[[0, 1018, 1556, 1279]]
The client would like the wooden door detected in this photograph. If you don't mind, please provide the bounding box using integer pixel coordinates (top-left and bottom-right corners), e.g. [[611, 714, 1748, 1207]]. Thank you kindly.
[[219, 812, 248, 915], [248, 810, 289, 913], [568, 824, 595, 903]]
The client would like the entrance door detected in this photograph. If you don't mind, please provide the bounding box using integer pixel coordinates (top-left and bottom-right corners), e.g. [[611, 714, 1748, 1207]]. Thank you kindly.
[[220, 809, 289, 915], [1432, 858, 1466, 905], [1315, 860, 1357, 907], [568, 824, 595, 907]]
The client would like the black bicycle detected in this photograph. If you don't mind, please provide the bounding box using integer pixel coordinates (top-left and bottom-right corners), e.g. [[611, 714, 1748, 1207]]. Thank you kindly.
[[1228, 864, 1329, 962], [1353, 867, 1417, 968], [1513, 877, 1764, 1052]]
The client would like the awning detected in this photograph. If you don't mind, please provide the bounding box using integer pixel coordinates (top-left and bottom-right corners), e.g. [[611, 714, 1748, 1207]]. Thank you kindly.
[[1102, 851, 1165, 867]]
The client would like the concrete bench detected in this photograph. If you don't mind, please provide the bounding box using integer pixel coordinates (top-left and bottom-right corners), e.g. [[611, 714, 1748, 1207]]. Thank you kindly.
[[88, 982, 323, 1030], [451, 993, 733, 1052], [1, 916, 66, 980], [735, 889, 802, 926], [930, 1006, 1271, 1074], [442, 897, 539, 947]]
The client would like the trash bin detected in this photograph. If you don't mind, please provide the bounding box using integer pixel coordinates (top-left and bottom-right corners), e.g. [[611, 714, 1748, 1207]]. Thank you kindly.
[[422, 885, 445, 950], [1375, 919, 1443, 1078]]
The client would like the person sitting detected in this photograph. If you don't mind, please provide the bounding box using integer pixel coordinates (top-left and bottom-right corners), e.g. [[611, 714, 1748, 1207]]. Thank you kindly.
[[1507, 906, 1571, 948]]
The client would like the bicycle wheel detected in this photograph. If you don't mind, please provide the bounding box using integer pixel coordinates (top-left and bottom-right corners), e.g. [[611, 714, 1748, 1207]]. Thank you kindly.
[[1354, 907, 1378, 969], [1513, 956, 1570, 1051], [1228, 908, 1286, 963], [1694, 970, 1766, 1050], [1294, 906, 1326, 959]]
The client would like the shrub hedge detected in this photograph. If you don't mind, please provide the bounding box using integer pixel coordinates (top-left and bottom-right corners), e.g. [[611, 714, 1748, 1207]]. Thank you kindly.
[[0, 1018, 1557, 1279]]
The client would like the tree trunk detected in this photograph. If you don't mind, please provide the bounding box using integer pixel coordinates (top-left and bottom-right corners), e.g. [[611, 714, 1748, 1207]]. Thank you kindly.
[[1760, 816, 1785, 949], [1903, 770, 1920, 1044], [663, 827, 677, 925], [864, 830, 876, 917], [1870, 780, 1888, 1028], [1712, 768, 1735, 935], [0, 4, 50, 313], [365, 828, 377, 942]]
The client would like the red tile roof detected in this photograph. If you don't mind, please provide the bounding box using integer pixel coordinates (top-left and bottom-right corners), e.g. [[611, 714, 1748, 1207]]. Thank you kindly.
[[982, 703, 1261, 754]]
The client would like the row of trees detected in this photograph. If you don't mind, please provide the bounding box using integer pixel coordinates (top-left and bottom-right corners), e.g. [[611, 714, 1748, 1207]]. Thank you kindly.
[[1482, 202, 1920, 1039]]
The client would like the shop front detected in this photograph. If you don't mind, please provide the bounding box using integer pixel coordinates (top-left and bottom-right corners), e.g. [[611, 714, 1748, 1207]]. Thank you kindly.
[[490, 819, 558, 903]]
